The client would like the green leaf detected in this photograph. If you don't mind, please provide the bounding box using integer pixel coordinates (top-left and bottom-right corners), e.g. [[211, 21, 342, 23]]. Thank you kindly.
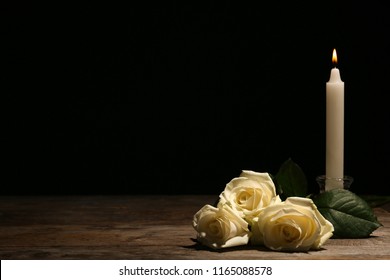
[[275, 158, 308, 198], [313, 189, 382, 238]]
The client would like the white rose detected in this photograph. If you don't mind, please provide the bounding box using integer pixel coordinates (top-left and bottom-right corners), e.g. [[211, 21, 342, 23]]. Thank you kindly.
[[192, 204, 250, 249], [251, 197, 334, 251], [218, 171, 280, 222]]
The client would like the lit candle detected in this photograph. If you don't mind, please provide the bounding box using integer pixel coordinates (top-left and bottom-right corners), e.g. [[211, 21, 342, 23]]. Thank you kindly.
[[325, 49, 344, 190]]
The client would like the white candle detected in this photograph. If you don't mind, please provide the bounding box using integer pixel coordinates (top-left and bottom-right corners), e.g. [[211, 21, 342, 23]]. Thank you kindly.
[[325, 49, 344, 190]]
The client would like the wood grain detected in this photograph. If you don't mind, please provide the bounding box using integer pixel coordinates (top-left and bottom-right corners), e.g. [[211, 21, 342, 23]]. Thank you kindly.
[[0, 195, 389, 259]]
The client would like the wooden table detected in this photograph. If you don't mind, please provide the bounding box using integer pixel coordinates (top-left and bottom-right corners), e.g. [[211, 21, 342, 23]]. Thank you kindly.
[[0, 195, 389, 259]]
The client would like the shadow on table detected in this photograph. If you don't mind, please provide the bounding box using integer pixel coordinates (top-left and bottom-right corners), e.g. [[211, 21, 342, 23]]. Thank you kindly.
[[182, 238, 325, 254]]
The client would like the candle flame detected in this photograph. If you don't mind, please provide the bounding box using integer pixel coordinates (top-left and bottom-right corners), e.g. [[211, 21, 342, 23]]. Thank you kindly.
[[332, 49, 338, 66]]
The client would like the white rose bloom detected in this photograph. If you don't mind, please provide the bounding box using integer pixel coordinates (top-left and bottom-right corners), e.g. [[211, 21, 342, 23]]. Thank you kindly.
[[251, 197, 334, 251], [192, 204, 250, 249], [218, 171, 280, 222]]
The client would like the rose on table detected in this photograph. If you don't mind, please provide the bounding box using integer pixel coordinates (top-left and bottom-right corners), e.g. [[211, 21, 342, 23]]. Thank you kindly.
[[192, 159, 381, 252]]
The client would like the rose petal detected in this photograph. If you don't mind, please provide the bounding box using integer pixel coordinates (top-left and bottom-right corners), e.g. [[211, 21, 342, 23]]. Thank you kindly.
[[193, 204, 250, 249], [252, 197, 334, 251]]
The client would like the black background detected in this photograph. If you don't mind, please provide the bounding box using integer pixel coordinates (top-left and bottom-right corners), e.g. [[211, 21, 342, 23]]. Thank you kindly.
[[2, 2, 389, 195]]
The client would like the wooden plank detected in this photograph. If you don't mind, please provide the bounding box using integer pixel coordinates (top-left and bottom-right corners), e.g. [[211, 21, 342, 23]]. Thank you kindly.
[[0, 196, 389, 259]]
